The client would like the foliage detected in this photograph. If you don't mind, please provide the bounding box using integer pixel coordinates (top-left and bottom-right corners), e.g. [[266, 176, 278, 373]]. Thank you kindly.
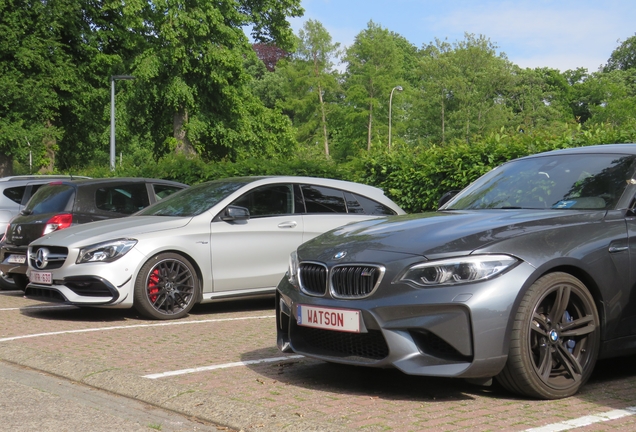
[[276, 20, 341, 157], [341, 21, 406, 154], [604, 34, 636, 72], [76, 151, 349, 186]]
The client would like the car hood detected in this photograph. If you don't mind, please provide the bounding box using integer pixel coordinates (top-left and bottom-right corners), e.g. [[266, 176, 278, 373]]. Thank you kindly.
[[31, 216, 191, 247], [300, 209, 607, 260]]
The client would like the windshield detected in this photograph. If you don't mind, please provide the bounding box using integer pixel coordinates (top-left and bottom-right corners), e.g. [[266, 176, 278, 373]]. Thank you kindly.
[[445, 153, 636, 210], [137, 180, 247, 217]]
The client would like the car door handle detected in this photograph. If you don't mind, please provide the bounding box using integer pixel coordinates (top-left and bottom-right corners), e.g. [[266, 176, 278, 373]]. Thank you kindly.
[[278, 221, 297, 229], [609, 239, 629, 253]]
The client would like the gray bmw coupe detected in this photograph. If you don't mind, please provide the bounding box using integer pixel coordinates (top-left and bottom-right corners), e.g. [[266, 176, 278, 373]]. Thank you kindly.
[[276, 144, 636, 399]]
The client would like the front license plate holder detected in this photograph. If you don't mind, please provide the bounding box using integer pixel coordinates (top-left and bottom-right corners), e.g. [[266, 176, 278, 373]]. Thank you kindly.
[[7, 254, 26, 264], [30, 271, 52, 285], [297, 304, 361, 333]]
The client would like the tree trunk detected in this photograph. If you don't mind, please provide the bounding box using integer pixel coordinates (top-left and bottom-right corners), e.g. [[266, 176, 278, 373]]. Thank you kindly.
[[174, 108, 196, 155], [0, 153, 13, 177], [367, 101, 373, 152], [441, 89, 445, 144], [317, 83, 329, 158], [312, 52, 329, 159]]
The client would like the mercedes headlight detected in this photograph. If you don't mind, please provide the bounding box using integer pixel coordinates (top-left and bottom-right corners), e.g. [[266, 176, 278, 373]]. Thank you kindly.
[[399, 255, 518, 287], [76, 239, 137, 264]]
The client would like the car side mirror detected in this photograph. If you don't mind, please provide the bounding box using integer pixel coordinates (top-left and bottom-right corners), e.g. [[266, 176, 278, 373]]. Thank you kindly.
[[438, 190, 460, 209], [221, 205, 250, 222]]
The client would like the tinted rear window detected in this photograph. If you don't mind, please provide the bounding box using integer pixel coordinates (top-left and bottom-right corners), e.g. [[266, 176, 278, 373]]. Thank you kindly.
[[25, 185, 75, 215], [345, 192, 396, 215], [301, 185, 347, 213], [3, 186, 26, 204]]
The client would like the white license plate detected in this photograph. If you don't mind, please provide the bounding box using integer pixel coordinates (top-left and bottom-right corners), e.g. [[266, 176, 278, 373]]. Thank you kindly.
[[30, 271, 52, 285], [297, 304, 360, 333], [7, 254, 26, 264]]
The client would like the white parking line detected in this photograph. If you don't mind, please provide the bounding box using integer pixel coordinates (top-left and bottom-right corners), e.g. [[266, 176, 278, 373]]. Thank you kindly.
[[525, 406, 636, 431], [143, 355, 305, 379], [0, 315, 275, 343]]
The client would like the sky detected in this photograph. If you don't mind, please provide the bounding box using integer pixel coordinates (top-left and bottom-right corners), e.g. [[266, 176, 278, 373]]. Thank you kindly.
[[288, 0, 636, 72]]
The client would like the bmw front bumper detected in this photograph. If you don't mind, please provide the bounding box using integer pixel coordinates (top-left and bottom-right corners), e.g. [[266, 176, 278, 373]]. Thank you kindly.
[[276, 261, 536, 379]]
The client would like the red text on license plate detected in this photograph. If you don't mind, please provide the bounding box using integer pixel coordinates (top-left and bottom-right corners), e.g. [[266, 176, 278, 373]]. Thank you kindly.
[[297, 304, 360, 333]]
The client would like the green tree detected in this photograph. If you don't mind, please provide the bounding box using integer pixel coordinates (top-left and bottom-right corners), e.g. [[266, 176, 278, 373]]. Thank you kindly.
[[506, 67, 574, 130], [277, 20, 340, 158], [0, 0, 77, 174], [583, 69, 636, 126], [604, 34, 636, 72], [128, 0, 302, 161], [414, 34, 514, 144], [343, 21, 404, 152]]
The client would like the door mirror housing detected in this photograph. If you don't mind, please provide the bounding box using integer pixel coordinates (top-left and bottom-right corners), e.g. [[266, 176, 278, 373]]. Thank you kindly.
[[438, 190, 460, 209], [221, 205, 250, 222]]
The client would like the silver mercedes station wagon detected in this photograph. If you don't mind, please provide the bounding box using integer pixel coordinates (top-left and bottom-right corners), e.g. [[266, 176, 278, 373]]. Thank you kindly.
[[25, 176, 404, 320]]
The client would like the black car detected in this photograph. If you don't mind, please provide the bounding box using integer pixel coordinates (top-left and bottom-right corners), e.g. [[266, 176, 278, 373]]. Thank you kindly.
[[0, 178, 187, 290], [0, 175, 91, 289], [277, 143, 636, 400]]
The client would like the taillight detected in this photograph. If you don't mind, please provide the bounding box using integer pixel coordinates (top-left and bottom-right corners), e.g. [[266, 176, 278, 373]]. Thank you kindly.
[[43, 213, 73, 235]]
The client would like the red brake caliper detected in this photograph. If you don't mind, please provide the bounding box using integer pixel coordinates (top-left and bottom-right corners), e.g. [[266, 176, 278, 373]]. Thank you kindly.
[[148, 269, 160, 303]]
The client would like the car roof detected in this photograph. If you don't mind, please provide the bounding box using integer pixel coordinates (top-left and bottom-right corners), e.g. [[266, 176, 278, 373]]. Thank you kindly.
[[0, 175, 91, 184], [41, 177, 188, 188], [520, 143, 636, 159], [208, 175, 384, 195]]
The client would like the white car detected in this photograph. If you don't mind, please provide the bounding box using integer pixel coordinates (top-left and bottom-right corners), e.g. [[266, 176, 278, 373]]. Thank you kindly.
[[25, 176, 404, 319]]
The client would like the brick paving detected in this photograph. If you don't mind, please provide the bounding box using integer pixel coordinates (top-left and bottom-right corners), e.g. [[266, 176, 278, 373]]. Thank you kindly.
[[2, 289, 636, 431]]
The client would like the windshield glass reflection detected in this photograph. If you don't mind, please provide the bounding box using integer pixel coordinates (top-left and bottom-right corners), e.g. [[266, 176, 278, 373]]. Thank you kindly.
[[445, 154, 636, 210], [138, 181, 247, 216]]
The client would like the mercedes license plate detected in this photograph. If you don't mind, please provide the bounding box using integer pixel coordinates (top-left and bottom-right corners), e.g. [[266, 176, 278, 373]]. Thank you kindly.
[[30, 271, 52, 285]]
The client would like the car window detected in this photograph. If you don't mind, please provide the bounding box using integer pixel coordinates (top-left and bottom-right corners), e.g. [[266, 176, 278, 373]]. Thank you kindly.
[[153, 184, 183, 200], [25, 185, 75, 214], [345, 192, 397, 215], [95, 184, 150, 214], [301, 185, 347, 213], [138, 181, 247, 217], [231, 184, 293, 217], [446, 153, 636, 210], [3, 186, 26, 204]]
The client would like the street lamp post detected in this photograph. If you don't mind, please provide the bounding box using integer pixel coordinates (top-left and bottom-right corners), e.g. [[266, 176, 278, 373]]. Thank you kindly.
[[110, 75, 135, 171], [388, 85, 403, 150]]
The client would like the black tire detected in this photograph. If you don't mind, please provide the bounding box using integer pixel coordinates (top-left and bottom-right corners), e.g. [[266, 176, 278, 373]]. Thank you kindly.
[[496, 272, 599, 399], [0, 273, 16, 290], [133, 253, 199, 320], [11, 274, 28, 292]]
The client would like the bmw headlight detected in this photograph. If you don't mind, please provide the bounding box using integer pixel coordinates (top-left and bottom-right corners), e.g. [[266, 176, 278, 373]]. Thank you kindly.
[[76, 239, 137, 264], [287, 250, 299, 289], [399, 255, 518, 287]]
